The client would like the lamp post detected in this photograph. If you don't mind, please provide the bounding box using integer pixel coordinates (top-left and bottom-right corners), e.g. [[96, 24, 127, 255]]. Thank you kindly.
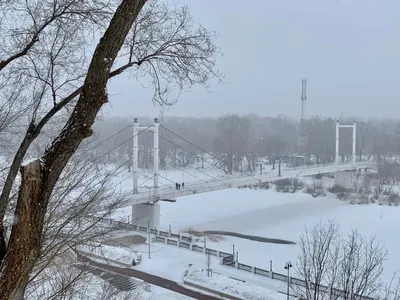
[[278, 157, 282, 177], [284, 261, 292, 300]]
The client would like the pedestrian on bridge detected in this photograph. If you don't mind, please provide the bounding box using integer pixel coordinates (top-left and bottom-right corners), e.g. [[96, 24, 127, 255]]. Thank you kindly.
[[175, 182, 179, 190], [182, 182, 184, 189]]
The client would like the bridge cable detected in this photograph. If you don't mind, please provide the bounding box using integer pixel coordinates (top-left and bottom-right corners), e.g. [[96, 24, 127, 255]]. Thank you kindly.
[[66, 125, 153, 188], [158, 147, 231, 188], [159, 135, 222, 171], [158, 149, 205, 182], [137, 148, 199, 194], [159, 134, 252, 185], [160, 125, 262, 181], [82, 124, 133, 152]]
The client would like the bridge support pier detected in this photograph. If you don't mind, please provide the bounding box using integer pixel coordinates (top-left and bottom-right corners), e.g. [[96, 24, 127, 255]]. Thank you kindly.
[[132, 202, 160, 229]]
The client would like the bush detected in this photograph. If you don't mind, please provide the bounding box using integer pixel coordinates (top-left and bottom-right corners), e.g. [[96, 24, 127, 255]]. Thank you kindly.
[[305, 181, 326, 198], [238, 181, 270, 190], [328, 184, 350, 194], [275, 178, 292, 193], [336, 192, 349, 200], [292, 178, 305, 192], [259, 181, 271, 189], [275, 178, 304, 193], [313, 173, 323, 180], [388, 192, 400, 206]]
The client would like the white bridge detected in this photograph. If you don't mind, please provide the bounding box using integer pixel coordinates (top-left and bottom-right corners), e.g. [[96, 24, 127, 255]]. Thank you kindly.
[[97, 118, 376, 229], [102, 161, 375, 208]]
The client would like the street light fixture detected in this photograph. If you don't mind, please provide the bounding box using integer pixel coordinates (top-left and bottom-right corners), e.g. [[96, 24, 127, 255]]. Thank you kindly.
[[284, 261, 292, 300]]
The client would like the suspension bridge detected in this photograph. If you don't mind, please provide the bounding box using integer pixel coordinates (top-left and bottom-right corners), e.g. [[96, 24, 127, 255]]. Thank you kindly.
[[89, 118, 376, 228]]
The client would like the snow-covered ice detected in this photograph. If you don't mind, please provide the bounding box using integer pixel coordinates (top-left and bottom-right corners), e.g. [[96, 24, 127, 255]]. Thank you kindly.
[[114, 187, 400, 283]]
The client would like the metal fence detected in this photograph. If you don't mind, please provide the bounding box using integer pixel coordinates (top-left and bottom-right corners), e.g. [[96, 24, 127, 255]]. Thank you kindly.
[[91, 216, 375, 300]]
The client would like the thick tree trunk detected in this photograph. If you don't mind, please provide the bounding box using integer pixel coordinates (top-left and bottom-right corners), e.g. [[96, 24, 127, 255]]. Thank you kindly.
[[0, 160, 42, 300], [0, 126, 37, 264], [0, 38, 141, 265], [0, 1, 147, 298]]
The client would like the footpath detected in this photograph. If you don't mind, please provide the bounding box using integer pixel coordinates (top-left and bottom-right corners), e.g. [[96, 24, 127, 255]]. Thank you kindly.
[[77, 253, 222, 300]]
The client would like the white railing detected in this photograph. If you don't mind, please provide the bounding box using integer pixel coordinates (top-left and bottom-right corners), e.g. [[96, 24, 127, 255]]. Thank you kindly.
[[95, 161, 375, 210]]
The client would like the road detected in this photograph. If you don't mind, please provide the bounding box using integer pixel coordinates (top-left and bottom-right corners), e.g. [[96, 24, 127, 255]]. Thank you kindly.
[[77, 253, 222, 300]]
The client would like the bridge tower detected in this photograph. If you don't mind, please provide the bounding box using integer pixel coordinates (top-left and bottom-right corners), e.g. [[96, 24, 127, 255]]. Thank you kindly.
[[132, 118, 160, 228], [335, 121, 357, 168], [298, 79, 307, 154]]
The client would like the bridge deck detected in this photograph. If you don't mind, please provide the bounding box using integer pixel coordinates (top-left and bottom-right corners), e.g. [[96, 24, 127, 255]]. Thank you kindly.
[[98, 162, 374, 210]]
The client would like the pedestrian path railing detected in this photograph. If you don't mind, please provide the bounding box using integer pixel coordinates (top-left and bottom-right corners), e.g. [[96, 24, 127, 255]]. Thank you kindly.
[[90, 215, 375, 300]]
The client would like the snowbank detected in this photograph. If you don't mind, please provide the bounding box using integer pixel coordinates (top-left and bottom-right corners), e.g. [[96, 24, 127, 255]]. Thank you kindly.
[[185, 267, 285, 300], [78, 244, 141, 266]]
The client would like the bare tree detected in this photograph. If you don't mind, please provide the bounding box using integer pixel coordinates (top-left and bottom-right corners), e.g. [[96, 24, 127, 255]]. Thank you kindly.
[[381, 274, 400, 300], [0, 1, 149, 297], [0, 3, 220, 294], [295, 219, 340, 300], [295, 219, 388, 300], [122, 0, 221, 105], [214, 115, 252, 174], [26, 264, 142, 300]]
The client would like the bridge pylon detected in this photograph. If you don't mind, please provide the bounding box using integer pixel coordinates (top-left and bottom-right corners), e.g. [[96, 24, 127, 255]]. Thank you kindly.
[[335, 121, 357, 168], [132, 118, 161, 228]]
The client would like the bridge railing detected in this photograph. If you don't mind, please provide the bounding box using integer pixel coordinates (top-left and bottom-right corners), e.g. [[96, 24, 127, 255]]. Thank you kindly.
[[98, 161, 375, 209]]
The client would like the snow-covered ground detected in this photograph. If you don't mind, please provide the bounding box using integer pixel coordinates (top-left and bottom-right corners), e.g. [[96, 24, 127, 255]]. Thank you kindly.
[[185, 266, 286, 300], [79, 273, 194, 300], [110, 232, 288, 296], [78, 244, 142, 266], [27, 263, 191, 300], [115, 187, 400, 283]]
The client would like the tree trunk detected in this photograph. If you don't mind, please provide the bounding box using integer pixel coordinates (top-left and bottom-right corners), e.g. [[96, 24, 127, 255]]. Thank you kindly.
[[0, 1, 147, 298], [0, 125, 38, 264], [0, 160, 43, 300]]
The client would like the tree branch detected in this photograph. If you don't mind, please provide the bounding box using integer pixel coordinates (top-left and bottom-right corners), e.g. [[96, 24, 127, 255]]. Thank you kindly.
[[0, 1, 148, 298]]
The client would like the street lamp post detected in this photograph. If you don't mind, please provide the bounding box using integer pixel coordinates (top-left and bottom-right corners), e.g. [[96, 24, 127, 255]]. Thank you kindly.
[[284, 261, 292, 300], [278, 157, 282, 177]]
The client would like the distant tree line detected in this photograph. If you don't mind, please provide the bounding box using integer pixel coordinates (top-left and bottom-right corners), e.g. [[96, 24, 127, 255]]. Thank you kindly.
[[91, 115, 400, 174]]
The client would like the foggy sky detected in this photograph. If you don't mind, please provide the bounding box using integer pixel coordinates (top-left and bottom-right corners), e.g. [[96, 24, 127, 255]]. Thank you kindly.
[[105, 0, 400, 120]]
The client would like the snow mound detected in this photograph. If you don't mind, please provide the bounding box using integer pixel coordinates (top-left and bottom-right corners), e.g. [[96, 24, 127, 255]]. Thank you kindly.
[[78, 244, 141, 266], [185, 267, 284, 300]]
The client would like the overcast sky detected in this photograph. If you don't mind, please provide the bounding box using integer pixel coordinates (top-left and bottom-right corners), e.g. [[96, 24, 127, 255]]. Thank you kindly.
[[104, 0, 400, 120]]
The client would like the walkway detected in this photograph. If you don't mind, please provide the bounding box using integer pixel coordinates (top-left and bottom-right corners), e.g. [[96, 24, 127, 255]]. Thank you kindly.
[[100, 161, 374, 209], [77, 253, 222, 300]]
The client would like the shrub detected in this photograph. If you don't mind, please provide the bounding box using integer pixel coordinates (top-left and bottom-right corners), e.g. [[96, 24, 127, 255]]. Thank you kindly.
[[275, 178, 292, 193], [388, 192, 400, 206], [328, 184, 350, 194], [313, 173, 323, 180], [275, 178, 304, 193], [305, 181, 326, 198], [238, 181, 270, 190], [292, 178, 305, 192], [336, 192, 349, 201]]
